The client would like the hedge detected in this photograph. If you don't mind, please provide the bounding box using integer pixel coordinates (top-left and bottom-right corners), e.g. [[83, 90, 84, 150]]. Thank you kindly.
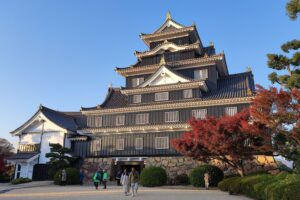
[[140, 166, 167, 187], [11, 178, 32, 185], [218, 172, 300, 200], [54, 168, 80, 185], [189, 165, 224, 187]]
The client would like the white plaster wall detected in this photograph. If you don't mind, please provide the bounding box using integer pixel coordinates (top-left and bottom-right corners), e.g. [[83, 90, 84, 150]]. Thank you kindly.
[[39, 132, 65, 164]]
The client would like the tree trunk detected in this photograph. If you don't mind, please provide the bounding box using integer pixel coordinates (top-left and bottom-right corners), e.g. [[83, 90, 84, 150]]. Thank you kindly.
[[237, 160, 246, 177]]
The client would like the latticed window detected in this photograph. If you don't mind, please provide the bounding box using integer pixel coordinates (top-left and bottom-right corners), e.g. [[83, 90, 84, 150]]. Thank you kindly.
[[116, 115, 125, 126], [194, 69, 208, 80], [155, 92, 169, 101], [95, 116, 102, 127], [165, 111, 179, 122], [135, 138, 143, 150], [133, 94, 142, 104], [87, 116, 94, 127], [183, 89, 193, 99], [155, 137, 169, 149], [226, 107, 238, 116], [192, 109, 207, 119], [135, 113, 149, 125], [132, 77, 144, 87], [116, 138, 125, 150], [91, 139, 101, 152]]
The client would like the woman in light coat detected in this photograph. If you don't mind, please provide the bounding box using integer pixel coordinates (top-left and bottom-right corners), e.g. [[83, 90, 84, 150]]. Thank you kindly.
[[120, 169, 129, 196]]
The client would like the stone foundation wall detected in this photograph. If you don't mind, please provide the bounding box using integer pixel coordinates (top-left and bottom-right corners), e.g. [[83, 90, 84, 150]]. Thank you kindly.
[[81, 155, 278, 182], [81, 158, 114, 182], [145, 155, 278, 179]]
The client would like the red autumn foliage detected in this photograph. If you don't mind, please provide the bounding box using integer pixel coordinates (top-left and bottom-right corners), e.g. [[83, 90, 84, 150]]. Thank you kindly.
[[172, 109, 272, 176], [250, 85, 300, 161]]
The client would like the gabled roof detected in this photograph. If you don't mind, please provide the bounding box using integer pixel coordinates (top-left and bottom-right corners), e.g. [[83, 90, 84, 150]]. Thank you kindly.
[[139, 64, 192, 87], [152, 12, 186, 34], [139, 12, 202, 48], [11, 105, 79, 135]]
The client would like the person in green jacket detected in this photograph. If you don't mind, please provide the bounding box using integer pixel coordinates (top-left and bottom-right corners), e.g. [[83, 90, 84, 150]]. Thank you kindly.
[[102, 169, 109, 189], [92, 170, 101, 190]]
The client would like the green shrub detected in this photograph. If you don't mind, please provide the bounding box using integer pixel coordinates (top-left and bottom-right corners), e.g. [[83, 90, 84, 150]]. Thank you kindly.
[[218, 172, 300, 200], [282, 180, 300, 200], [11, 178, 32, 185], [140, 166, 167, 187], [264, 173, 299, 200], [54, 167, 80, 185], [189, 165, 224, 187], [218, 176, 241, 191], [175, 174, 189, 185]]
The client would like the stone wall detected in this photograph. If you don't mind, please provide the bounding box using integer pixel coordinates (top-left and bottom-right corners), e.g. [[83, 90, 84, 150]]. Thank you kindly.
[[145, 155, 279, 180], [81, 155, 279, 182], [81, 158, 113, 182]]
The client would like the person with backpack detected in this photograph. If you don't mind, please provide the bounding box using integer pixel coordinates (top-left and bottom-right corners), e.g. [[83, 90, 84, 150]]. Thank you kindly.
[[129, 167, 139, 197], [102, 169, 109, 189], [92, 169, 101, 190]]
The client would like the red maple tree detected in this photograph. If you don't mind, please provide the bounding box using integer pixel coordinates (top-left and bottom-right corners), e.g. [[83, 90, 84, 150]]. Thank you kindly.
[[250, 86, 300, 170], [172, 109, 272, 176]]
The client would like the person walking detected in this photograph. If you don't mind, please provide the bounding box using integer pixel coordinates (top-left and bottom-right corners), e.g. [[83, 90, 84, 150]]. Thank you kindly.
[[102, 169, 109, 189], [92, 170, 101, 190], [79, 168, 84, 185], [120, 169, 129, 196], [61, 168, 67, 186], [116, 170, 122, 186], [204, 172, 210, 190], [129, 167, 139, 197]]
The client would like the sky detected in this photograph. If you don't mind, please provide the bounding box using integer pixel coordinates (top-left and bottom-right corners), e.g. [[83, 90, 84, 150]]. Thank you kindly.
[[0, 0, 299, 149]]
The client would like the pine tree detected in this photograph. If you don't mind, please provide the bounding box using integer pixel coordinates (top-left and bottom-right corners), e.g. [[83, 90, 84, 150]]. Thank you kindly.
[[286, 0, 300, 20]]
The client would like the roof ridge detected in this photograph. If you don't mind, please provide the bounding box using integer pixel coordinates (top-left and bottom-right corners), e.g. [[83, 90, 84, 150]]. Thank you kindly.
[[219, 71, 253, 79], [40, 105, 78, 120]]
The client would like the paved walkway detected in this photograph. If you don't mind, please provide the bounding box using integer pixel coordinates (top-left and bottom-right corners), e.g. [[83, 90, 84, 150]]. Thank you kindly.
[[0, 184, 252, 200]]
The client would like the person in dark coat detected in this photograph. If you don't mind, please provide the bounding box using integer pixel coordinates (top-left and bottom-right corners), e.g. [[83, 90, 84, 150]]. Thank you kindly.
[[116, 170, 122, 186], [79, 168, 84, 185]]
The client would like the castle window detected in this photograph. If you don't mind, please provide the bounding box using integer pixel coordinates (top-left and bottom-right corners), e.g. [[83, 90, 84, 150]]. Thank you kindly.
[[116, 138, 125, 150], [165, 111, 179, 122], [95, 116, 102, 127], [225, 106, 238, 116], [116, 115, 125, 126], [155, 92, 169, 101], [135, 138, 143, 150], [135, 113, 149, 125], [192, 109, 207, 119], [91, 139, 101, 153], [87, 116, 94, 127], [132, 77, 144, 87], [183, 89, 193, 99], [194, 69, 208, 80], [133, 94, 142, 104], [155, 137, 169, 149]]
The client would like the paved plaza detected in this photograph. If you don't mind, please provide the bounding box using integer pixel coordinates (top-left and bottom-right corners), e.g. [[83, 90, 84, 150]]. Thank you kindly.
[[0, 184, 252, 200]]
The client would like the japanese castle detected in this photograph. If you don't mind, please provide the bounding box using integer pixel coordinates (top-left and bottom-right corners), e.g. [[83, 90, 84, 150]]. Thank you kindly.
[[8, 12, 257, 180]]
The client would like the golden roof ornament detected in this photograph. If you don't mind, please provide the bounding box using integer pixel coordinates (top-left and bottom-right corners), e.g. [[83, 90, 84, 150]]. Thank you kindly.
[[159, 55, 166, 66], [166, 11, 172, 20], [246, 66, 252, 72]]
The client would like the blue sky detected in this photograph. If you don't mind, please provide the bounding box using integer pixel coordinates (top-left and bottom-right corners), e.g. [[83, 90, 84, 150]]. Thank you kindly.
[[0, 0, 299, 148]]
